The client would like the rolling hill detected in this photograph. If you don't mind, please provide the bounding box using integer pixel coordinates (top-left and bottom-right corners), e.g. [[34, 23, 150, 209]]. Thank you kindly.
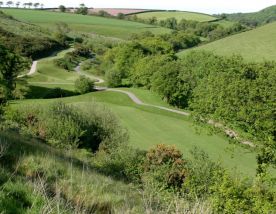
[[1, 9, 170, 39], [178, 22, 276, 62], [0, 10, 61, 58], [133, 11, 218, 22], [225, 5, 276, 26]]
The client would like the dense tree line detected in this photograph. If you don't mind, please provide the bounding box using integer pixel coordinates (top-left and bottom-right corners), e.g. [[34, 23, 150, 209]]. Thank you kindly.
[[126, 15, 247, 41]]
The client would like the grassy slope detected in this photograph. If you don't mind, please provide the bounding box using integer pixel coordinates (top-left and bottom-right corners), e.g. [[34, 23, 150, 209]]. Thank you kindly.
[[135, 11, 217, 22], [2, 9, 170, 39], [178, 22, 276, 62], [11, 90, 269, 178], [0, 133, 143, 212], [0, 11, 50, 37]]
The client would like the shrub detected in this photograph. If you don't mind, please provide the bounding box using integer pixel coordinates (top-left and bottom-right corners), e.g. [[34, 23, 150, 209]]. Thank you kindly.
[[54, 52, 79, 71], [4, 102, 127, 151], [144, 144, 187, 189], [74, 75, 95, 94]]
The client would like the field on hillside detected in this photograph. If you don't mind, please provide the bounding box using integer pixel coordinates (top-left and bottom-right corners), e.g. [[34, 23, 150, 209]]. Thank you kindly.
[[178, 22, 276, 61], [89, 8, 149, 16], [134, 11, 217, 22], [1, 9, 170, 39]]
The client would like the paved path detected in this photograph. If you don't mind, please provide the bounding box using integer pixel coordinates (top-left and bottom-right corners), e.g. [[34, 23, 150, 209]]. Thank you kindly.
[[18, 61, 38, 78], [75, 63, 105, 84]]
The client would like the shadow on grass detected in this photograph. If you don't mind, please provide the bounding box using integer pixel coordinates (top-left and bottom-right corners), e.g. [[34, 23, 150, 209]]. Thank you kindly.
[[0, 131, 130, 184], [26, 85, 77, 99]]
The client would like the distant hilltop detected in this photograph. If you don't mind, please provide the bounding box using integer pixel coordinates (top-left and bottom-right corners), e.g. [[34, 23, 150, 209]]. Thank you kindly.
[[46, 8, 170, 16]]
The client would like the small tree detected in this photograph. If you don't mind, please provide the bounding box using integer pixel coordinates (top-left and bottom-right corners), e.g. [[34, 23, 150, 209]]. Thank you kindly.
[[0, 2, 3, 7], [76, 3, 88, 15], [16, 1, 20, 7], [27, 2, 32, 8], [33, 2, 39, 8], [75, 75, 95, 94], [40, 3, 43, 8], [6, 1, 13, 7], [117, 13, 125, 19], [59, 5, 66, 12]]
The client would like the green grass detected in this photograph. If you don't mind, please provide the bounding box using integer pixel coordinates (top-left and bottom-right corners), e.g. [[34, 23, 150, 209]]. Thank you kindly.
[[118, 87, 171, 108], [134, 11, 217, 22], [24, 48, 86, 86], [0, 9, 50, 38], [2, 9, 170, 39], [214, 19, 236, 27], [178, 22, 276, 62], [11, 90, 274, 178], [0, 133, 143, 213]]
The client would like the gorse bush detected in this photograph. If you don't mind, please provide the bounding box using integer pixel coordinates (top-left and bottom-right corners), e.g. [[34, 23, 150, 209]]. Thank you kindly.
[[144, 144, 186, 189], [74, 75, 95, 94]]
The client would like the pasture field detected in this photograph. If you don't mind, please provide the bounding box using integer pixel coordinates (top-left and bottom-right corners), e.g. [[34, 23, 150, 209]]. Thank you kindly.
[[134, 11, 218, 22], [1, 9, 170, 39], [178, 22, 276, 61]]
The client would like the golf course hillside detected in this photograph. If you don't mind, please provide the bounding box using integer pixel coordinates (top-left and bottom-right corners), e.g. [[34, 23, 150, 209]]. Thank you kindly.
[[0, 2, 276, 213], [133, 11, 218, 22], [178, 22, 276, 61], [2, 9, 170, 39], [225, 5, 276, 26]]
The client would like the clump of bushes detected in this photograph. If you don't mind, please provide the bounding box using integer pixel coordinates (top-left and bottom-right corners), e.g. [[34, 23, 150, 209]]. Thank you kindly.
[[95, 142, 276, 213], [75, 76, 95, 94], [54, 46, 93, 71], [3, 102, 127, 151]]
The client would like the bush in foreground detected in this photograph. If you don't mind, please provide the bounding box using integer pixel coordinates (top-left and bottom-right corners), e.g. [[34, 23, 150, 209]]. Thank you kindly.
[[3, 101, 127, 151]]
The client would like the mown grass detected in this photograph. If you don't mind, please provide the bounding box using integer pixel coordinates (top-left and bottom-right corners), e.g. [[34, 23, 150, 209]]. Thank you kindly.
[[10, 90, 273, 178], [2, 9, 170, 39], [178, 22, 276, 62], [134, 11, 217, 22], [24, 49, 87, 86]]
